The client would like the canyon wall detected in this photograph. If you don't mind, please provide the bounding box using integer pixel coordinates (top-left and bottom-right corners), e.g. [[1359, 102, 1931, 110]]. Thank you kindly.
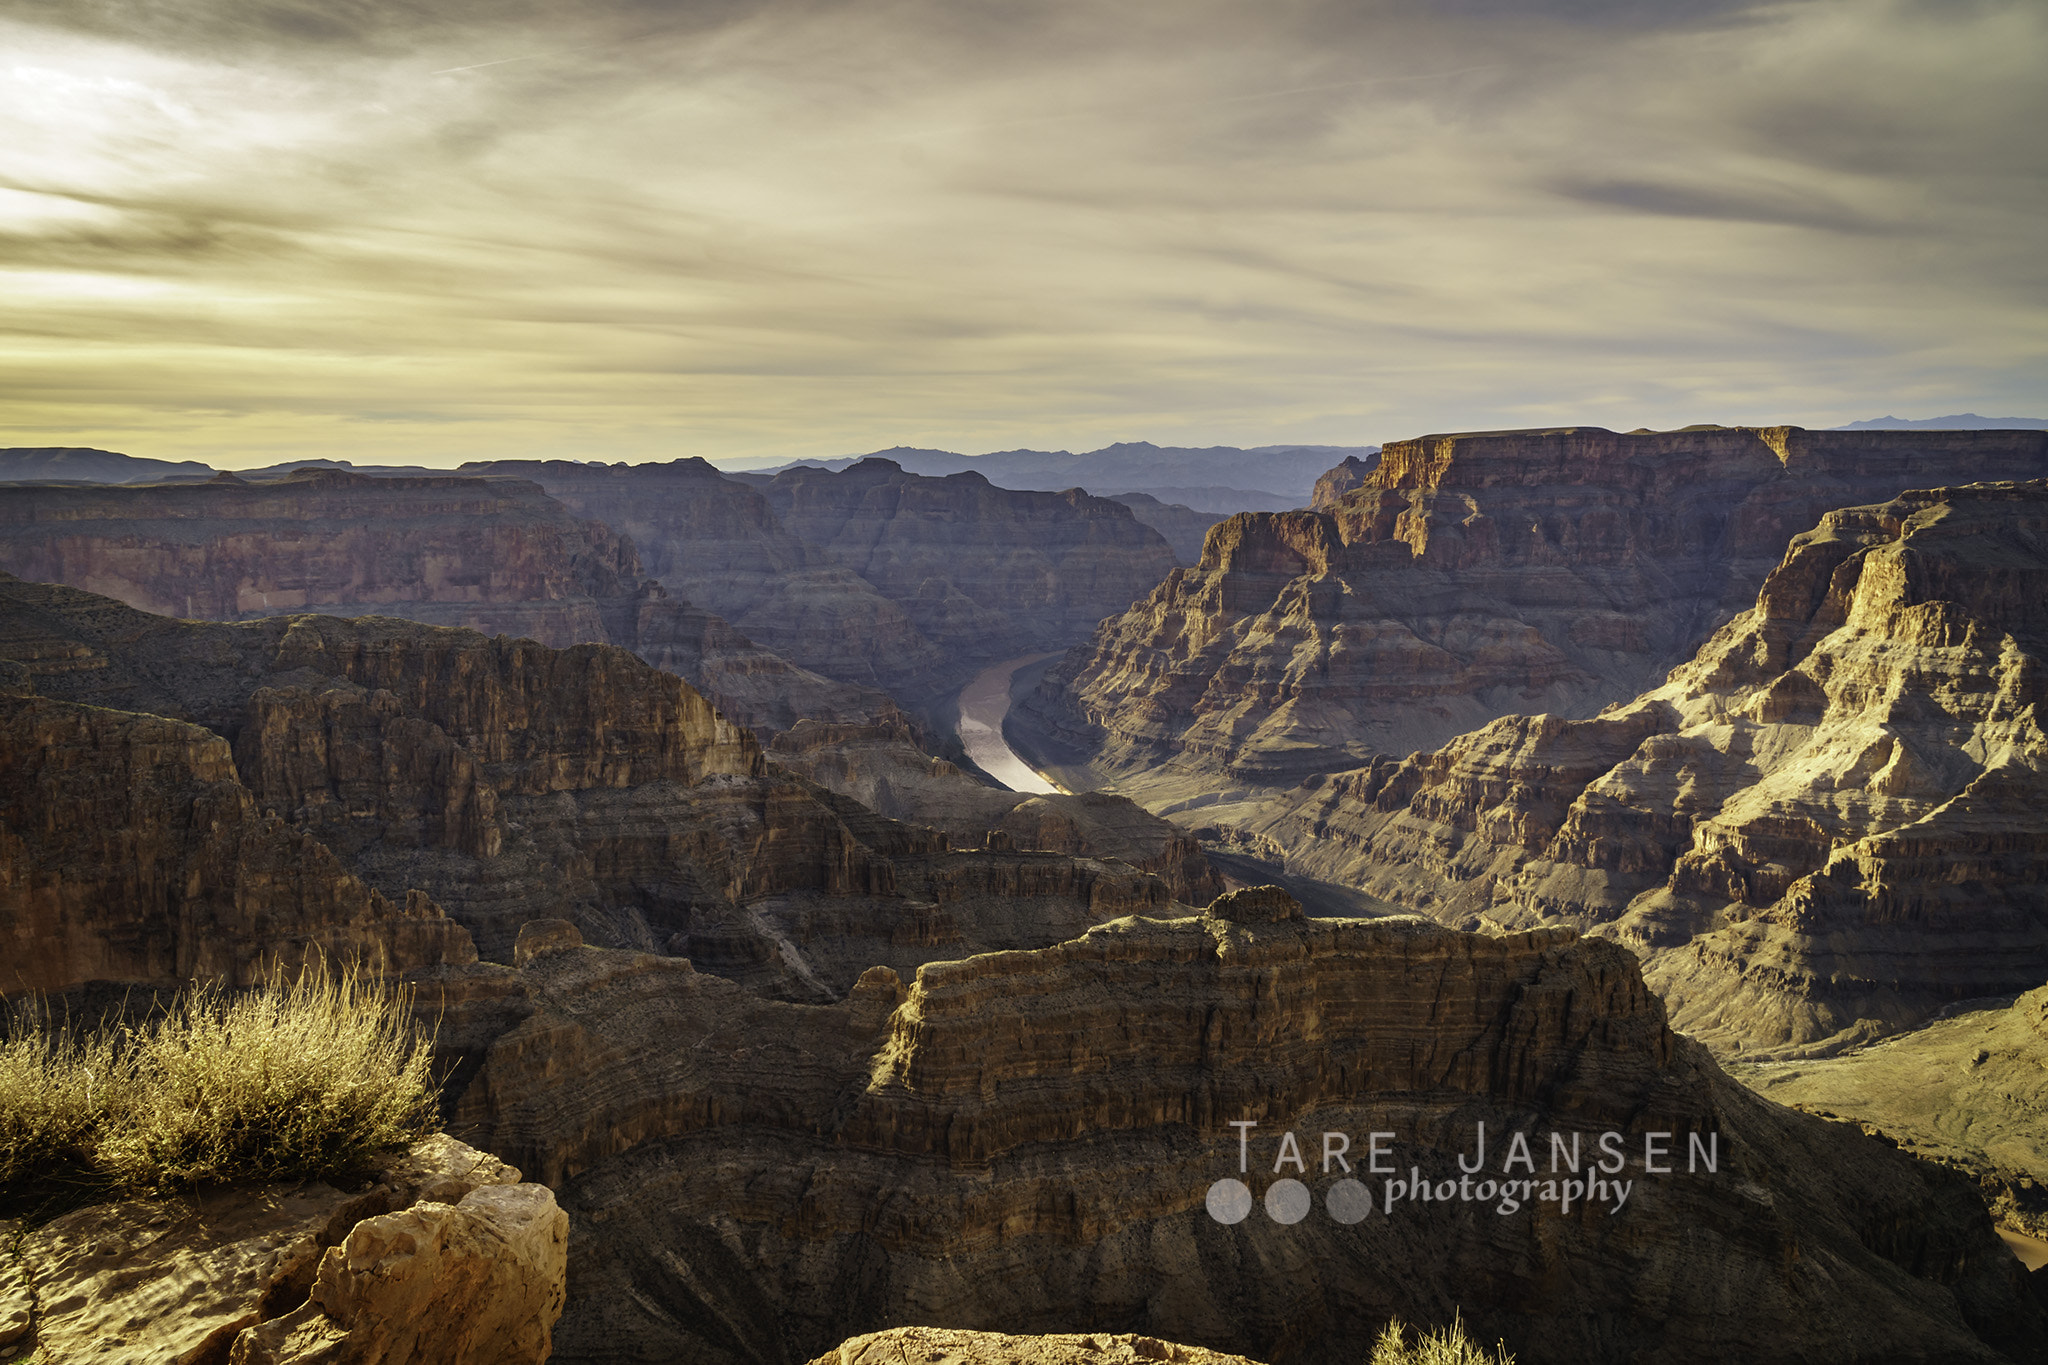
[[0, 468, 638, 646], [0, 574, 1188, 989], [472, 455, 1179, 701], [1246, 481, 2048, 1054], [0, 465, 917, 741], [0, 686, 476, 997], [1019, 427, 2048, 792], [419, 894, 2043, 1365], [768, 718, 1224, 903]]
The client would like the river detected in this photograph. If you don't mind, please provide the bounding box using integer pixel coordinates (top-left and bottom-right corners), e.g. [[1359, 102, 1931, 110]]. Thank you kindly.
[[954, 653, 1064, 795]]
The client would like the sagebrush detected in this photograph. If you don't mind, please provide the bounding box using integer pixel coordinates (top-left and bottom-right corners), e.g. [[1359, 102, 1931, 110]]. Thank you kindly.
[[1370, 1312, 1516, 1365], [0, 964, 438, 1208]]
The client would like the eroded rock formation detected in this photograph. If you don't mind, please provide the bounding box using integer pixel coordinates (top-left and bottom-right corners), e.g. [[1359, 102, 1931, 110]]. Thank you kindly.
[[470, 456, 1179, 701], [0, 466, 902, 744], [1019, 426, 2048, 795], [1249, 481, 2048, 1054], [4, 1135, 564, 1365], [768, 717, 1223, 903], [0, 574, 1186, 989], [0, 468, 639, 645], [1309, 453, 1376, 509], [420, 895, 2042, 1365], [0, 687, 476, 997]]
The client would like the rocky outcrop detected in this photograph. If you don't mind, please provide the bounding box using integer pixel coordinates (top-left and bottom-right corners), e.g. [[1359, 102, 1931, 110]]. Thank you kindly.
[[810, 1328, 1262, 1365], [618, 580, 913, 740], [1250, 481, 2048, 1054], [768, 718, 1223, 903], [0, 573, 1188, 986], [1309, 453, 1377, 509], [426, 896, 2041, 1365], [0, 687, 475, 998], [477, 456, 1179, 701], [1019, 426, 2048, 794], [9, 1135, 564, 1365]]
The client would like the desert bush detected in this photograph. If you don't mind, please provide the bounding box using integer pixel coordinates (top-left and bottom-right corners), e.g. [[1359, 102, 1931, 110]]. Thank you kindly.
[[1369, 1312, 1516, 1365], [0, 1004, 124, 1196], [0, 963, 437, 1207]]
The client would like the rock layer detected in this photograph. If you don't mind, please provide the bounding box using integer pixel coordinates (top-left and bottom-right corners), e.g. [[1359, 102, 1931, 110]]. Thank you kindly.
[[1021, 426, 2048, 791], [0, 466, 903, 744], [426, 896, 2042, 1365], [0, 468, 638, 646], [1251, 481, 2048, 1053], [768, 717, 1223, 904], [0, 686, 475, 997], [11, 1135, 563, 1365], [0, 574, 1187, 988], [471, 456, 1179, 701]]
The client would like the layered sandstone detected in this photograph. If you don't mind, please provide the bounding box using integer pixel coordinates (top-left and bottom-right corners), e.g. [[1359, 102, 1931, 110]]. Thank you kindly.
[[0, 574, 1186, 986], [1020, 426, 2048, 793], [9, 1135, 564, 1365], [424, 896, 2041, 1365], [0, 468, 638, 646], [761, 459, 1176, 669], [0, 466, 902, 744], [0, 686, 475, 997], [1250, 481, 2048, 1054], [768, 718, 1223, 903], [459, 457, 950, 695], [475, 456, 1179, 700]]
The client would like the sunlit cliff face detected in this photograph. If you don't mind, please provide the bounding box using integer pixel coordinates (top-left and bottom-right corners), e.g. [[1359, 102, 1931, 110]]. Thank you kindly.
[[0, 0, 2042, 467]]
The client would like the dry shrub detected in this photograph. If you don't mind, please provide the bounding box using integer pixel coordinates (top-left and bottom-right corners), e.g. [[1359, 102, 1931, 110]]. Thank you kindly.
[[0, 963, 437, 1208], [0, 1004, 124, 1196], [1370, 1313, 1517, 1365]]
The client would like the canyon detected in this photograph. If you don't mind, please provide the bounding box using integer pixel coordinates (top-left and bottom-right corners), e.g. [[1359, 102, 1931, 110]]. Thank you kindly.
[[1016, 426, 2048, 799], [466, 454, 1179, 702], [8, 428, 2048, 1363], [0, 465, 900, 738], [1236, 479, 2048, 1055], [0, 463, 1210, 893], [0, 575, 1191, 989]]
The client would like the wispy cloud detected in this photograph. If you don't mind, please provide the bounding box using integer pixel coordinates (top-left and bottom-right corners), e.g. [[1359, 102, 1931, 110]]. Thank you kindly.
[[0, 0, 2042, 467]]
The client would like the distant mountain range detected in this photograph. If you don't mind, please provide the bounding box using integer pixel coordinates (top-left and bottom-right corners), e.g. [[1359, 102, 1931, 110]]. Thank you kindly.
[[756, 442, 1374, 512], [1834, 414, 2048, 431], [0, 441, 1373, 515], [0, 447, 215, 483]]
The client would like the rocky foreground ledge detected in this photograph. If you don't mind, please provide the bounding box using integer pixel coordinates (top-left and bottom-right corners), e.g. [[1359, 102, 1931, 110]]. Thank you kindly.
[[0, 1136, 566, 1364]]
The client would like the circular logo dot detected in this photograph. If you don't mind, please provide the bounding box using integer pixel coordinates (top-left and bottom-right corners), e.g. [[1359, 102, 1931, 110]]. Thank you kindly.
[[1206, 1178, 1252, 1224], [1265, 1178, 1311, 1225], [1326, 1178, 1371, 1224]]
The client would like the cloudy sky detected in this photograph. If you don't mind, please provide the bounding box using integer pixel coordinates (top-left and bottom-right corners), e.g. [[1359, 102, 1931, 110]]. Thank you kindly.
[[1, 0, 2042, 468]]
